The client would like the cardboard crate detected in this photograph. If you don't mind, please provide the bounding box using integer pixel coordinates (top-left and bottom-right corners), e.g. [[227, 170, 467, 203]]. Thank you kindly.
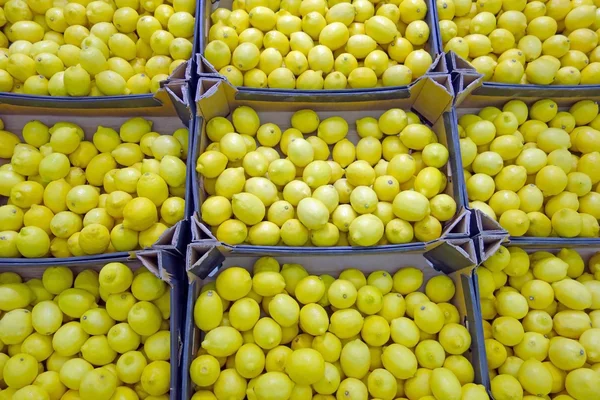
[[196, 0, 446, 102], [0, 81, 194, 263], [182, 239, 486, 399], [471, 244, 600, 393], [451, 91, 600, 263], [448, 52, 600, 101], [0, 249, 185, 400], [190, 74, 471, 253]]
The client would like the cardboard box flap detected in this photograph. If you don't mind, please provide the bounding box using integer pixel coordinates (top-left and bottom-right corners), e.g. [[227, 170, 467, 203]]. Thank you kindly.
[[0, 80, 183, 116], [136, 249, 165, 282], [473, 233, 507, 264], [189, 240, 477, 280], [449, 51, 600, 99], [137, 248, 186, 284], [0, 252, 139, 267], [423, 238, 476, 273], [167, 60, 190, 81], [448, 51, 478, 73], [197, 54, 221, 76], [152, 220, 190, 256], [191, 215, 217, 242], [217, 241, 431, 256], [441, 207, 471, 238], [472, 209, 505, 236], [453, 71, 484, 107], [0, 64, 190, 109], [197, 67, 453, 110], [187, 244, 225, 279], [196, 74, 454, 125], [164, 81, 193, 123], [507, 237, 600, 247]]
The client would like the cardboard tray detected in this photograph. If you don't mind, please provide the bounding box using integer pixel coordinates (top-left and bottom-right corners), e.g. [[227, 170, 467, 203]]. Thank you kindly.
[[195, 0, 446, 102], [0, 249, 186, 400], [189, 74, 471, 253], [0, 80, 195, 263], [471, 244, 600, 393], [451, 91, 600, 263], [182, 238, 486, 400], [447, 51, 600, 100]]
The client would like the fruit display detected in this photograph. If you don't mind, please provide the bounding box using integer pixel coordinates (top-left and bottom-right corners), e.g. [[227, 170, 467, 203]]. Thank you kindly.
[[196, 105, 459, 247], [0, 0, 196, 96], [438, 0, 600, 85], [477, 246, 600, 399], [0, 116, 188, 258], [204, 0, 435, 89], [188, 256, 489, 400], [459, 98, 600, 238], [0, 261, 172, 399]]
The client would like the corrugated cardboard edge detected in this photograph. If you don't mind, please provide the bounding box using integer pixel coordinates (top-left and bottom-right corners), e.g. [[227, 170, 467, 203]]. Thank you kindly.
[[472, 232, 508, 265], [186, 238, 477, 276], [0, 60, 192, 109], [195, 73, 454, 124], [194, 53, 450, 103], [447, 51, 600, 100]]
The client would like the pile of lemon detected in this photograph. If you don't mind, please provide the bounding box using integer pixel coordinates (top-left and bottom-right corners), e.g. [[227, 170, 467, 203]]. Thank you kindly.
[[478, 247, 600, 399], [439, 0, 600, 85], [0, 117, 187, 258], [196, 106, 458, 247], [190, 257, 488, 400], [460, 98, 600, 238], [0, 262, 171, 399], [0, 0, 195, 96], [205, 0, 434, 89]]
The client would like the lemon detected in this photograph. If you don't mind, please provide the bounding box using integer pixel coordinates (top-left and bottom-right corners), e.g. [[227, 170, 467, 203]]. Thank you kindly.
[[348, 214, 384, 246], [52, 321, 90, 357], [265, 294, 298, 329], [298, 303, 328, 336], [0, 308, 32, 347], [565, 368, 600, 399], [189, 354, 220, 387], [379, 343, 417, 380], [212, 368, 247, 400], [14, 225, 50, 258], [253, 372, 294, 400], [344, 161, 379, 190], [127, 300, 162, 337], [413, 301, 445, 334], [105, 292, 136, 323], [329, 308, 363, 339], [283, 348, 325, 385], [229, 298, 260, 331], [80, 308, 115, 336]]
